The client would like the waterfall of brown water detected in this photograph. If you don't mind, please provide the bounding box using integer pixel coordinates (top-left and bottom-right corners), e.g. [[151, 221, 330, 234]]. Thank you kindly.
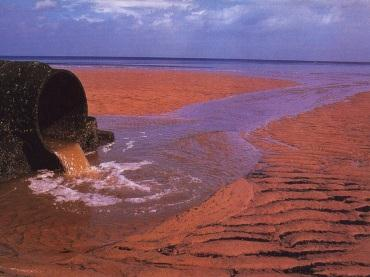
[[45, 140, 91, 176]]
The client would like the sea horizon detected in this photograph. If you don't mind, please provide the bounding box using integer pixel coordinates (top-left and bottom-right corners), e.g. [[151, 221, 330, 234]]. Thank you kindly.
[[1, 55, 370, 66]]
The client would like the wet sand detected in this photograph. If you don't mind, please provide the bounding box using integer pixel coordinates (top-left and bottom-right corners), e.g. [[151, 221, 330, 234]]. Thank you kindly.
[[72, 68, 295, 115], [41, 91, 369, 276], [1, 68, 369, 275]]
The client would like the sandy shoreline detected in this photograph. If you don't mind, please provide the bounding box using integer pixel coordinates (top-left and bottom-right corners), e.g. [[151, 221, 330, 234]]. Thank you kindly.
[[1, 89, 369, 275], [0, 69, 369, 275], [71, 68, 296, 116], [58, 91, 369, 275]]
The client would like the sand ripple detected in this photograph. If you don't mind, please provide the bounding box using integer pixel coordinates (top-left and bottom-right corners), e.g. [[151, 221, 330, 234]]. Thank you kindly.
[[1, 92, 369, 276], [82, 92, 370, 276]]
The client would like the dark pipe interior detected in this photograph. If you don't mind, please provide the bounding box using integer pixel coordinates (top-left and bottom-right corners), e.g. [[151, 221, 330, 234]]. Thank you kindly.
[[0, 61, 113, 180], [38, 71, 87, 141]]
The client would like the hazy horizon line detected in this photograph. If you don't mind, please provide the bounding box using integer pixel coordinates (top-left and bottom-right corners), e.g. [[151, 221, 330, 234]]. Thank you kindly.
[[1, 55, 370, 65]]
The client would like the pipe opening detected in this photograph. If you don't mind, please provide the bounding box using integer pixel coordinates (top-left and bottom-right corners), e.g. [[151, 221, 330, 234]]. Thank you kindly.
[[38, 70, 88, 142], [0, 61, 114, 180]]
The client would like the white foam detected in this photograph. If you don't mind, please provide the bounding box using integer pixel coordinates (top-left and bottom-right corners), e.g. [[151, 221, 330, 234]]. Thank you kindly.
[[28, 170, 122, 207], [27, 160, 153, 207], [190, 176, 202, 183], [125, 189, 172, 204], [94, 161, 152, 191], [99, 160, 151, 171], [102, 142, 115, 153], [28, 170, 63, 193], [140, 131, 148, 138], [122, 140, 135, 152], [85, 151, 96, 156], [53, 186, 121, 207]]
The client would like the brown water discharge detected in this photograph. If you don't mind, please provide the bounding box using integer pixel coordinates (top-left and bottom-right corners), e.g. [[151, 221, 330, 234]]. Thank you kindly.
[[45, 140, 91, 176]]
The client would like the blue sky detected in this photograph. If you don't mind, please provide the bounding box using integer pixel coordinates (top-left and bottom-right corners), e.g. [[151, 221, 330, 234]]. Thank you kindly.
[[1, 0, 370, 61]]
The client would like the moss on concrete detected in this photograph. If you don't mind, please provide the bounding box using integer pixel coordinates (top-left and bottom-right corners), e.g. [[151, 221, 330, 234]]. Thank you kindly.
[[0, 60, 114, 182]]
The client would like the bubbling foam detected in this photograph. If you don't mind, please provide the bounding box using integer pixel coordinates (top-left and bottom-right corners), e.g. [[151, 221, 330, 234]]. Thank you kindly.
[[28, 170, 121, 207], [27, 160, 153, 207], [122, 140, 135, 152]]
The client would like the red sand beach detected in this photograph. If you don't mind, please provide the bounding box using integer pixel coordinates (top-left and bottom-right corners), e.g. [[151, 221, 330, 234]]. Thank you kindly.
[[0, 68, 369, 276], [72, 68, 295, 115], [70, 91, 369, 276]]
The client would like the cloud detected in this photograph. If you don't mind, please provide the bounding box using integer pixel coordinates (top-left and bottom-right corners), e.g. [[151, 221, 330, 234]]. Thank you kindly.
[[60, 0, 194, 25], [93, 0, 193, 10], [151, 12, 174, 28], [74, 15, 104, 23], [184, 0, 351, 31], [186, 5, 249, 25], [3, 0, 370, 60], [259, 4, 343, 31], [65, 0, 194, 14], [35, 0, 57, 10]]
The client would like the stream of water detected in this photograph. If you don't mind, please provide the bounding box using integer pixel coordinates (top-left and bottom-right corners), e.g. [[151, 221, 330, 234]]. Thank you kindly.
[[5, 60, 370, 219]]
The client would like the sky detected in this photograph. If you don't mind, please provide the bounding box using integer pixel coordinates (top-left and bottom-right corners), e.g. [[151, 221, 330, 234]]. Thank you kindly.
[[0, 0, 370, 61]]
